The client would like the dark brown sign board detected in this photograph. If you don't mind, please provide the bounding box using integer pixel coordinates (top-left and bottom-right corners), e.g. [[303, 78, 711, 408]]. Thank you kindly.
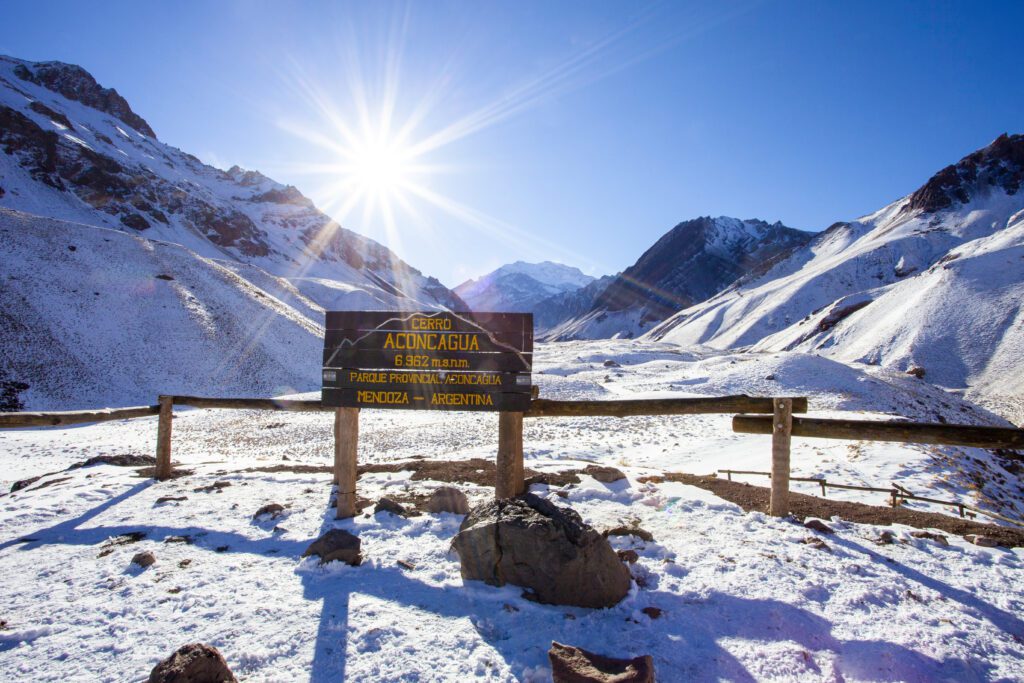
[[322, 311, 533, 412]]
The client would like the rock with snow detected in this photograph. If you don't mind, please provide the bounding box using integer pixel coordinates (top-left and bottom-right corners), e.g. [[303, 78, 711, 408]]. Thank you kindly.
[[548, 642, 654, 683], [451, 494, 631, 608], [426, 487, 470, 515], [252, 503, 284, 520], [148, 643, 237, 683], [965, 534, 998, 548], [803, 519, 834, 534], [132, 551, 156, 568], [375, 497, 409, 517], [302, 530, 361, 566], [583, 465, 626, 483]]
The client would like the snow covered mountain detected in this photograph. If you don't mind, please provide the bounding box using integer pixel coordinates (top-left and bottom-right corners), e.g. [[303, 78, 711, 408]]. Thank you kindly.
[[453, 260, 595, 314], [545, 217, 811, 340], [0, 56, 473, 408], [649, 134, 1024, 422], [0, 56, 463, 312]]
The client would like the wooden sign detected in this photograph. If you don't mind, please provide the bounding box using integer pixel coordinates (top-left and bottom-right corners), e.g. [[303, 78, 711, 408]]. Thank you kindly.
[[322, 311, 533, 412]]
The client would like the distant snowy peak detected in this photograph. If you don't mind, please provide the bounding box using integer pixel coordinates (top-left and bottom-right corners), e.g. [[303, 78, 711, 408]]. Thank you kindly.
[[546, 216, 811, 340], [0, 54, 463, 311], [454, 260, 595, 313], [7, 56, 155, 138]]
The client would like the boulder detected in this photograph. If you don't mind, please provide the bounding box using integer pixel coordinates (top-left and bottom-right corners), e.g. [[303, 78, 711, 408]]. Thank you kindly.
[[965, 534, 998, 548], [252, 503, 284, 520], [132, 551, 156, 568], [584, 465, 627, 484], [803, 519, 834, 534], [374, 497, 408, 517], [451, 494, 630, 608], [426, 487, 470, 515], [303, 529, 361, 566], [148, 642, 237, 683], [549, 642, 654, 683]]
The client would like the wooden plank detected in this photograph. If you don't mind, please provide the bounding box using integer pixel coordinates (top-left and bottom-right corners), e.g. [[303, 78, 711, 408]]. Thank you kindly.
[[324, 368, 531, 394], [170, 396, 328, 412], [496, 412, 524, 499], [526, 395, 808, 418], [323, 347, 532, 373], [0, 405, 161, 428], [155, 396, 173, 480], [769, 398, 793, 517], [732, 415, 1024, 449], [325, 327, 531, 354], [334, 407, 359, 519], [322, 387, 531, 412]]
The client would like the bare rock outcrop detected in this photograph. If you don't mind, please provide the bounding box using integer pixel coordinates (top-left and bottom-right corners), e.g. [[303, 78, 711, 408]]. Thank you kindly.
[[148, 643, 237, 683], [548, 642, 654, 682]]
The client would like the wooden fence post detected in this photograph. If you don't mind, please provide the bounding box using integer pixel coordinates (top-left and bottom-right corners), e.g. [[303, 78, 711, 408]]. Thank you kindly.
[[496, 411, 524, 499], [769, 397, 792, 517], [334, 407, 359, 518], [155, 395, 173, 480]]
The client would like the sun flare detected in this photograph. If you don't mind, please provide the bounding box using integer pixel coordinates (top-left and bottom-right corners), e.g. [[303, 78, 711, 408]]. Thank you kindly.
[[348, 138, 413, 196]]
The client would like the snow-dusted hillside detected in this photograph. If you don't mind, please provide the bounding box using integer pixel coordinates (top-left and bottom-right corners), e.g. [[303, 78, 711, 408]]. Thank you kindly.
[[2, 340, 1022, 681], [547, 217, 811, 340], [0, 208, 457, 410], [0, 55, 463, 311], [453, 261, 595, 316], [649, 135, 1024, 423]]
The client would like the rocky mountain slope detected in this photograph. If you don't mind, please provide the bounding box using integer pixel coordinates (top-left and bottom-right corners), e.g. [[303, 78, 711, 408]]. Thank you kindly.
[[453, 261, 594, 315], [545, 217, 811, 340], [649, 134, 1024, 422], [0, 55, 462, 312]]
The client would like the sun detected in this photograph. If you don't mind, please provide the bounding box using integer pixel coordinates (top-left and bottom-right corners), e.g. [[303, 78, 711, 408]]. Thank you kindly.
[[348, 138, 413, 196]]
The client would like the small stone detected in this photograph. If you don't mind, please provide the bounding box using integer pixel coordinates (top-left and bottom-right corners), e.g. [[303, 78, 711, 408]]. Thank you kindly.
[[641, 606, 662, 620], [910, 531, 949, 546], [426, 487, 470, 515], [375, 497, 408, 517], [602, 359, 621, 368], [801, 537, 831, 553], [178, 559, 192, 568], [156, 496, 188, 504], [874, 530, 897, 545], [965, 534, 998, 548], [132, 551, 156, 568], [163, 535, 192, 545], [603, 525, 654, 543], [906, 366, 926, 379], [584, 465, 626, 483], [764, 374, 776, 381], [148, 642, 237, 683], [617, 550, 639, 564], [803, 519, 834, 535], [303, 529, 361, 566], [253, 503, 285, 520], [549, 642, 654, 683]]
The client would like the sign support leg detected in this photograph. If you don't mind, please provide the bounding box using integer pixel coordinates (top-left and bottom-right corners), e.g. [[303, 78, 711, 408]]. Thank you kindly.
[[155, 395, 173, 480], [496, 411, 524, 499], [769, 398, 793, 517], [334, 407, 359, 519]]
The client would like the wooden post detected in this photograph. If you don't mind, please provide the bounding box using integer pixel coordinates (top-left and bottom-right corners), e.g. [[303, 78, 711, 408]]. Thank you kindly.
[[334, 407, 359, 518], [769, 398, 792, 517], [496, 411, 524, 499], [155, 395, 173, 480]]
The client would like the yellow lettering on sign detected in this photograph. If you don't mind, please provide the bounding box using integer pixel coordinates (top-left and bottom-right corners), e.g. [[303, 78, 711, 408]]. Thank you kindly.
[[382, 332, 479, 351], [356, 390, 409, 405], [430, 393, 494, 407], [432, 358, 469, 369], [410, 317, 452, 330]]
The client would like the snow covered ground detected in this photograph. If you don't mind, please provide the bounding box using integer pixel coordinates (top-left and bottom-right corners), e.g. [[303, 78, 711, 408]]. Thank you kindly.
[[2, 340, 1023, 681]]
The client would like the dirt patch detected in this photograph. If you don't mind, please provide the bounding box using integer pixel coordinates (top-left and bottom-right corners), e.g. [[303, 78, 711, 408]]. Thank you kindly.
[[243, 458, 582, 489], [664, 473, 1024, 547]]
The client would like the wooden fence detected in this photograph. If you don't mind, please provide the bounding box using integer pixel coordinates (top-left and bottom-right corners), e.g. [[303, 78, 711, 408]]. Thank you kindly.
[[3, 394, 1023, 525]]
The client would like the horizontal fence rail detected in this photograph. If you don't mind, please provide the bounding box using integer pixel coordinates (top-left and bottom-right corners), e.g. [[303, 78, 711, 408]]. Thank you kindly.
[[168, 396, 328, 412], [0, 405, 161, 428], [733, 415, 1024, 450], [526, 395, 808, 418]]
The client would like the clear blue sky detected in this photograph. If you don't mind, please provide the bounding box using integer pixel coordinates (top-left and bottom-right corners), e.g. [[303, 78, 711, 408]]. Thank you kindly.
[[3, 1, 1022, 286]]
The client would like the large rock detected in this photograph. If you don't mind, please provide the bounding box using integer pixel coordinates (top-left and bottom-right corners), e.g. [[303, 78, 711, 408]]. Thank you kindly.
[[549, 642, 654, 683], [148, 643, 237, 683], [427, 486, 470, 515], [302, 529, 361, 566], [451, 494, 630, 608]]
